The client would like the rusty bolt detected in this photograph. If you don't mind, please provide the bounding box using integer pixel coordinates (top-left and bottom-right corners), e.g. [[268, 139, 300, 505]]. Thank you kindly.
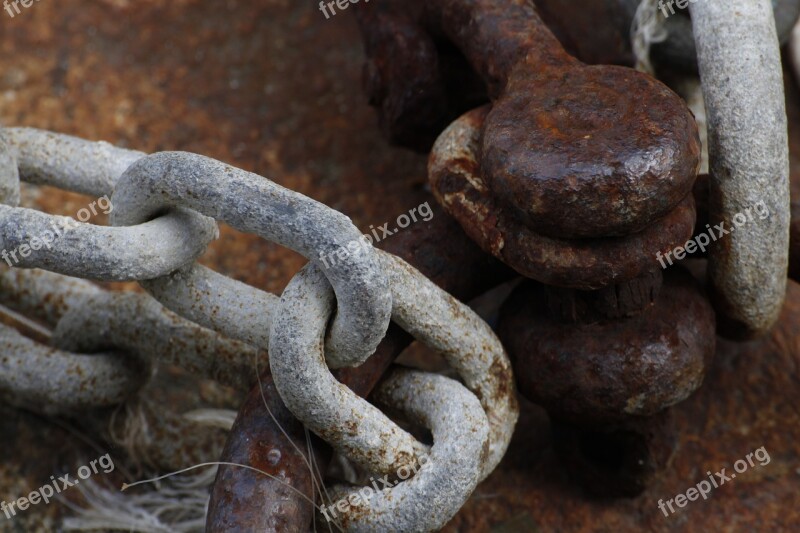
[[430, 105, 696, 290], [498, 266, 715, 423]]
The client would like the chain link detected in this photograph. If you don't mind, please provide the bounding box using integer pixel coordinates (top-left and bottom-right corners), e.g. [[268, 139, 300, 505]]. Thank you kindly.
[[0, 126, 517, 530]]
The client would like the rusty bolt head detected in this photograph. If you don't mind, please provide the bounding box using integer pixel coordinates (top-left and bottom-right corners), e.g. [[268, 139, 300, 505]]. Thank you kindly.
[[498, 267, 716, 423], [430, 105, 696, 290], [482, 61, 700, 239]]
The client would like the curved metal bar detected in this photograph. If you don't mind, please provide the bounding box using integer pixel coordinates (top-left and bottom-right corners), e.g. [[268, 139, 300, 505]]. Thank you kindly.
[[4, 127, 144, 197], [0, 205, 217, 281], [140, 263, 279, 350], [325, 368, 489, 532], [111, 151, 392, 368], [0, 322, 145, 413], [51, 289, 262, 391], [269, 250, 517, 479], [691, 0, 790, 338], [1, 128, 219, 281]]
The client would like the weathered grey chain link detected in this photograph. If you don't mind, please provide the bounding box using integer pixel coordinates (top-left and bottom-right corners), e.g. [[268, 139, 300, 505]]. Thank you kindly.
[[0, 127, 518, 530]]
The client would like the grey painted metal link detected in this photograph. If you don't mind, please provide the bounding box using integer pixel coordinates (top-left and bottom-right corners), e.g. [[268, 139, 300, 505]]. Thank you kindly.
[[269, 250, 518, 480], [691, 0, 791, 337], [111, 151, 393, 368], [51, 288, 262, 391], [140, 263, 279, 350], [1, 128, 219, 281], [0, 266, 101, 327], [0, 132, 147, 413], [0, 321, 146, 414], [325, 368, 489, 532], [4, 127, 143, 197], [270, 262, 427, 477], [0, 205, 218, 281]]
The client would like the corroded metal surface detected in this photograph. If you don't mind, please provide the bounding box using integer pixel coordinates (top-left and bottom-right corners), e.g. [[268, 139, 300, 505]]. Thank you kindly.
[[0, 2, 798, 532], [498, 267, 716, 423], [208, 206, 514, 531], [443, 279, 800, 532], [429, 106, 696, 290]]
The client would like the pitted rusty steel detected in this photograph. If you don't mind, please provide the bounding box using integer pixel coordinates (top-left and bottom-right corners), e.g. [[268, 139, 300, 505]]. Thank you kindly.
[[691, 0, 790, 339], [208, 369, 325, 532], [430, 106, 696, 290], [353, 0, 800, 125], [552, 410, 677, 497], [543, 269, 663, 322], [208, 206, 514, 532], [357, 0, 700, 242], [354, 1, 486, 152], [323, 368, 489, 532], [111, 151, 391, 369], [437, 0, 698, 239], [269, 251, 518, 479], [498, 267, 715, 423]]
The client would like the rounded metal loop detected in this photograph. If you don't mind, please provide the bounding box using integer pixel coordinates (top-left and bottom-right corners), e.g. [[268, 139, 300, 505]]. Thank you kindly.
[[0, 321, 146, 414], [139, 263, 279, 351], [111, 151, 393, 368], [1, 128, 219, 281], [691, 0, 790, 337], [4, 127, 144, 197], [324, 368, 489, 532], [0, 266, 102, 327], [269, 249, 518, 479], [0, 205, 218, 281], [50, 288, 262, 391]]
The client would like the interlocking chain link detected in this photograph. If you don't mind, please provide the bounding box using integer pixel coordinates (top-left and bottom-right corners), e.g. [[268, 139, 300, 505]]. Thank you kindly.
[[0, 127, 519, 530]]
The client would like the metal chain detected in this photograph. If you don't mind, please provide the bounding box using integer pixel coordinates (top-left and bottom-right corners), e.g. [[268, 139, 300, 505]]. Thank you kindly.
[[0, 126, 519, 530]]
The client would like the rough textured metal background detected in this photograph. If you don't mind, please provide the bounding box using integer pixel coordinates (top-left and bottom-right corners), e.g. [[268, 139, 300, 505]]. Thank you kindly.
[[0, 1, 798, 531]]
